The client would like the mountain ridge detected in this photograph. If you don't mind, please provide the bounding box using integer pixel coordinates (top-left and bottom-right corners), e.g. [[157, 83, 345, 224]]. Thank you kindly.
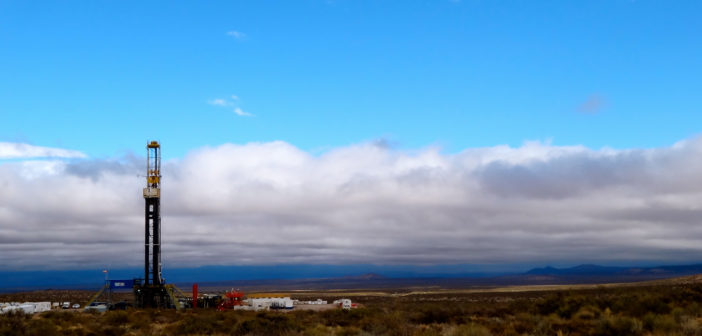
[[525, 263, 702, 276], [3, 262, 702, 292]]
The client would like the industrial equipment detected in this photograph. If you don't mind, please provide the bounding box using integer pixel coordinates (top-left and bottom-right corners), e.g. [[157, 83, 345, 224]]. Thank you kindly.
[[133, 141, 175, 308], [217, 289, 245, 311]]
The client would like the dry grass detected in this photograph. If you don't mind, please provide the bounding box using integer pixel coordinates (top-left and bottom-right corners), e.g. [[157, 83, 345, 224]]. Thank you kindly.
[[3, 278, 702, 335]]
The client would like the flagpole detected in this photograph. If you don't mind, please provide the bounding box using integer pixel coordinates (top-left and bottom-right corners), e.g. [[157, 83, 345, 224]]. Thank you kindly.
[[103, 269, 110, 305]]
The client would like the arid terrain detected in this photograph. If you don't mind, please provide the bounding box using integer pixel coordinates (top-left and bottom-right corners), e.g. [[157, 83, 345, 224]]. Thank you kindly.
[[2, 275, 702, 335]]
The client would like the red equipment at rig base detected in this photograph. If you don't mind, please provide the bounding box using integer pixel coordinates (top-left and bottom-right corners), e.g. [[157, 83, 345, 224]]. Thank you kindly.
[[217, 289, 244, 311], [192, 284, 198, 309]]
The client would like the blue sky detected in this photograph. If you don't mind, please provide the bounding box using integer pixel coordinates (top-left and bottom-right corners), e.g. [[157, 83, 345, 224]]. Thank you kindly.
[[4, 1, 702, 276], [2, 1, 701, 159]]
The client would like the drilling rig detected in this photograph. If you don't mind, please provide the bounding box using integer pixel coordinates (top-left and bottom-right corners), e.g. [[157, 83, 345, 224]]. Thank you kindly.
[[134, 141, 174, 308]]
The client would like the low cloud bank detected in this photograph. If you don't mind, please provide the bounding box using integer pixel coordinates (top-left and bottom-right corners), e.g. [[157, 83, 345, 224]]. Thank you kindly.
[[0, 142, 86, 159], [2, 138, 702, 270]]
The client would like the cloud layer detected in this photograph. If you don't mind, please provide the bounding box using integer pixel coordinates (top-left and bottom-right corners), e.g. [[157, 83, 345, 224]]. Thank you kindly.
[[208, 95, 253, 117], [2, 138, 702, 270], [226, 31, 246, 39], [0, 142, 86, 159]]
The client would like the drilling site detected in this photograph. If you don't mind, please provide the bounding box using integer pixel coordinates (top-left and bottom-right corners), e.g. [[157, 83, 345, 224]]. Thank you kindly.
[[1, 141, 355, 316], [4, 141, 702, 336]]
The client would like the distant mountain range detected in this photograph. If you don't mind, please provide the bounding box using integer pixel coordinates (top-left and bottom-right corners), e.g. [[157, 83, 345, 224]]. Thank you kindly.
[[525, 263, 702, 276], [191, 263, 702, 292], [3, 263, 702, 292]]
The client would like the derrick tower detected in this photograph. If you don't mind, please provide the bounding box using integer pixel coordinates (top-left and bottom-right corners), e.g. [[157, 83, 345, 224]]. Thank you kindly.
[[144, 140, 162, 287], [134, 140, 171, 308]]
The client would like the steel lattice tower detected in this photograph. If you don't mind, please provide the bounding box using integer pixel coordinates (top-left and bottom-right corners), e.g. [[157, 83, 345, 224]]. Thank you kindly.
[[144, 141, 162, 286], [134, 140, 171, 308]]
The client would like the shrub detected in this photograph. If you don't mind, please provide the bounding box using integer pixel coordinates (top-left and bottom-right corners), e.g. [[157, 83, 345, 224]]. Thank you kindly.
[[535, 294, 562, 316], [103, 310, 129, 326], [0, 310, 29, 336], [557, 295, 585, 318], [26, 318, 59, 335], [41, 310, 75, 323], [126, 310, 151, 332], [166, 312, 220, 336], [685, 302, 702, 317], [321, 308, 371, 327], [642, 313, 676, 334], [359, 310, 410, 336], [594, 315, 643, 336], [99, 325, 127, 336], [235, 312, 299, 336], [680, 316, 701, 336], [450, 323, 492, 336], [411, 308, 453, 324], [303, 323, 335, 336], [573, 305, 601, 320], [511, 313, 539, 334], [617, 293, 670, 317]]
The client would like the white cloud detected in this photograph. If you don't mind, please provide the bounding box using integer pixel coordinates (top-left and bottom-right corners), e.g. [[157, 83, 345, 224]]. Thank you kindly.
[[234, 107, 253, 117], [208, 95, 253, 117], [226, 31, 246, 39], [0, 142, 86, 159], [4, 137, 702, 269], [208, 98, 229, 106]]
